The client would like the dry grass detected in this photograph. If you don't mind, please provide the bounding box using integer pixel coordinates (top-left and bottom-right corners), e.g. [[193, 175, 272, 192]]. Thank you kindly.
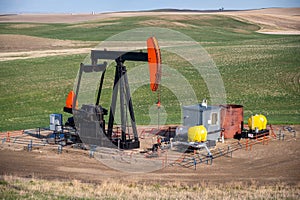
[[0, 34, 97, 53], [220, 8, 300, 34], [138, 19, 196, 28], [158, 15, 216, 21], [67, 22, 120, 28], [0, 175, 299, 199], [8, 24, 46, 29]]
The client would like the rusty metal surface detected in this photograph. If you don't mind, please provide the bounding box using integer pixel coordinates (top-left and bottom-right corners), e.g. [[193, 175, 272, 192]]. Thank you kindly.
[[220, 104, 243, 139]]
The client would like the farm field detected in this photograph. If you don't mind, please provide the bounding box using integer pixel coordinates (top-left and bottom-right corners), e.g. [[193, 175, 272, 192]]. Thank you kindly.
[[0, 8, 300, 199], [0, 8, 299, 131]]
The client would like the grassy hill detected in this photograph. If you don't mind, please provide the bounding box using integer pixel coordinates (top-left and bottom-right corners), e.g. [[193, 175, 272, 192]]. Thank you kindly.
[[0, 14, 299, 131]]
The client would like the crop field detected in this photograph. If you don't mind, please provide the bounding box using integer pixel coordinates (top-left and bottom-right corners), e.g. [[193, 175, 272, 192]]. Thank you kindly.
[[0, 8, 300, 200], [0, 11, 299, 131]]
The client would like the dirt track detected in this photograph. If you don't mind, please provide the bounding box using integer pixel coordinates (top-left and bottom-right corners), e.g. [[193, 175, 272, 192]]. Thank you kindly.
[[0, 133, 299, 185]]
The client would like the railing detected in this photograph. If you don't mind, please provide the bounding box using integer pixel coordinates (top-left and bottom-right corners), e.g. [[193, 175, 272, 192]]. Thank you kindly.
[[0, 125, 296, 167], [170, 125, 297, 169]]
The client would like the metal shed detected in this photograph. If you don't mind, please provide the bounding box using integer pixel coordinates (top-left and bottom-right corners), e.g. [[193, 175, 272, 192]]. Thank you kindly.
[[183, 104, 221, 141]]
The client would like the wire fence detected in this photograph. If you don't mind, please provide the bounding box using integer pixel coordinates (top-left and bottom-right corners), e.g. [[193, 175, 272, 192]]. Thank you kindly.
[[0, 125, 297, 169]]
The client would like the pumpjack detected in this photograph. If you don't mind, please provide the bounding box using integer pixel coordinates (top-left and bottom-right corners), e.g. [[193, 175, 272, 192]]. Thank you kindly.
[[63, 37, 161, 149]]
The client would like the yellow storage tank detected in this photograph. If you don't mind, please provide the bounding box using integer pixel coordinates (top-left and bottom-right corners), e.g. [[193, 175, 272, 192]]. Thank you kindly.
[[248, 114, 267, 130], [188, 125, 207, 142]]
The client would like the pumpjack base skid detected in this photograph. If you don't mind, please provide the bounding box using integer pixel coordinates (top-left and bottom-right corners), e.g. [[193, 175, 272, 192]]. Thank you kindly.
[[112, 140, 140, 149], [241, 129, 270, 139]]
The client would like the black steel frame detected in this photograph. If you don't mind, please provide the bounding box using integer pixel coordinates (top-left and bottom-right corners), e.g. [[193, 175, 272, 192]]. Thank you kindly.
[[89, 50, 148, 149]]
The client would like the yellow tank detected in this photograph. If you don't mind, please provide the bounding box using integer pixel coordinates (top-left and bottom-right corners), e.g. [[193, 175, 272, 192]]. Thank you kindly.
[[248, 114, 267, 130], [188, 125, 207, 142]]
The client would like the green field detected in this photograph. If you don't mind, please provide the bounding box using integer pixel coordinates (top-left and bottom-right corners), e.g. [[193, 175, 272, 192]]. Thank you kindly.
[[0, 15, 299, 131]]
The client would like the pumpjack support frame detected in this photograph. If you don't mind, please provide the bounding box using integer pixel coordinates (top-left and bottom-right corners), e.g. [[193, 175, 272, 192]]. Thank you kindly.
[[91, 50, 150, 149], [67, 37, 161, 150]]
